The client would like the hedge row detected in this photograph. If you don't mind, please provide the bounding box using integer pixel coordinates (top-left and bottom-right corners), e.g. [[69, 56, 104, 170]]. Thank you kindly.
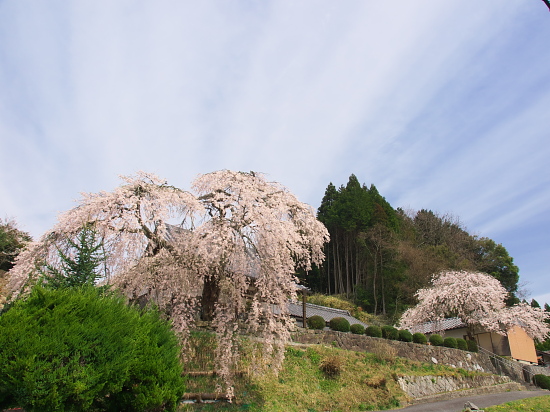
[[305, 316, 478, 352]]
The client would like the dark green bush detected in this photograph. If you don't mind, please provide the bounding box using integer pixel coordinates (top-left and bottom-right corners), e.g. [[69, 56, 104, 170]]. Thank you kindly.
[[350, 324, 365, 335], [329, 316, 350, 332], [429, 334, 444, 346], [533, 374, 550, 390], [307, 315, 326, 330], [0, 286, 185, 412], [443, 337, 458, 349], [456, 338, 468, 351], [398, 329, 413, 342], [412, 332, 427, 344], [467, 339, 479, 352], [381, 325, 399, 340], [365, 325, 382, 338]]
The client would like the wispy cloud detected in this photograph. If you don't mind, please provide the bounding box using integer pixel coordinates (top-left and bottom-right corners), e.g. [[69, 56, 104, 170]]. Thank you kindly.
[[1, 0, 548, 303]]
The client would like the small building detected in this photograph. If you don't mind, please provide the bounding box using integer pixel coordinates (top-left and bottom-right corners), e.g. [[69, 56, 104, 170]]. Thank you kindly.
[[411, 317, 538, 364]]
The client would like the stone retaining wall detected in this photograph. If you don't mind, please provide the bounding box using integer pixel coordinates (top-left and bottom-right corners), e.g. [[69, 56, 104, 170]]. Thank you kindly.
[[292, 329, 550, 386], [527, 364, 550, 377], [292, 330, 498, 374], [397, 374, 513, 399]]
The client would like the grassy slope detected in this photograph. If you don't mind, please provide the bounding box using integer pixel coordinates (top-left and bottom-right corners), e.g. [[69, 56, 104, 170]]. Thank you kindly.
[[180, 338, 491, 412]]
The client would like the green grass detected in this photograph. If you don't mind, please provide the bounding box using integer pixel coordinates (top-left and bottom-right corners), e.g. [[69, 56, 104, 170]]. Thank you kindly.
[[180, 333, 492, 412], [481, 396, 550, 412]]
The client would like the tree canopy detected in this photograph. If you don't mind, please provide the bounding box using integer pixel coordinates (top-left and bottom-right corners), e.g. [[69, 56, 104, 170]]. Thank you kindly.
[[0, 218, 31, 272], [312, 175, 522, 318]]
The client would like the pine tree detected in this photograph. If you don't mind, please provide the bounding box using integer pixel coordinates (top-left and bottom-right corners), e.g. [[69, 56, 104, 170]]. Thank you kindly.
[[42, 225, 106, 289]]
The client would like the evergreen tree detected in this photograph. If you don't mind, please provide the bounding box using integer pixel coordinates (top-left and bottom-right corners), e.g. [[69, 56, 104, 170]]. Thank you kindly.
[[474, 238, 519, 305], [42, 225, 106, 289], [0, 218, 31, 272]]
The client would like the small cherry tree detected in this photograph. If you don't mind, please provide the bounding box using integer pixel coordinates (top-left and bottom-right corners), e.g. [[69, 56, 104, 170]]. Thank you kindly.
[[399, 270, 549, 341], [7, 170, 329, 396]]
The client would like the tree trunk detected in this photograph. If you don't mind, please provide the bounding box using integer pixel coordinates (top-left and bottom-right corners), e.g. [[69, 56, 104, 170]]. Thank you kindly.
[[201, 275, 220, 321]]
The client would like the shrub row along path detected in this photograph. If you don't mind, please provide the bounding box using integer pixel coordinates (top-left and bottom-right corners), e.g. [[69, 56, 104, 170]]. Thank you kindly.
[[372, 389, 549, 412]]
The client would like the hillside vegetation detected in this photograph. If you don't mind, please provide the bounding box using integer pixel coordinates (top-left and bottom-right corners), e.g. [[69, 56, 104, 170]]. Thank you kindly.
[[304, 174, 521, 321], [180, 333, 490, 412]]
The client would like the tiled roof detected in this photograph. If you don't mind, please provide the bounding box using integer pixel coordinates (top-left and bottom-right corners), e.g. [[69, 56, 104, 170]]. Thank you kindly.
[[409, 317, 466, 334], [287, 301, 368, 327]]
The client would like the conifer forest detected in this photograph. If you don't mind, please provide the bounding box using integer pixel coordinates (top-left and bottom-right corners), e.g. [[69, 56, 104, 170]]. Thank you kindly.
[[304, 174, 520, 320]]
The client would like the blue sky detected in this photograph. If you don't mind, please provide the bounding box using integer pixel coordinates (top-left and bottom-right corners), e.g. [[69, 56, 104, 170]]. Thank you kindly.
[[1, 1, 549, 305]]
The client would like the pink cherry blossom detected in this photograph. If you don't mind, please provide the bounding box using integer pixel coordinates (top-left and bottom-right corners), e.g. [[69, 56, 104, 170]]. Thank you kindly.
[[399, 270, 549, 341]]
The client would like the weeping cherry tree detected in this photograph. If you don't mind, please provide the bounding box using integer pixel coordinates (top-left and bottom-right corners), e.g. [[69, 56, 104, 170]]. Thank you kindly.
[[7, 170, 329, 396], [399, 270, 549, 341]]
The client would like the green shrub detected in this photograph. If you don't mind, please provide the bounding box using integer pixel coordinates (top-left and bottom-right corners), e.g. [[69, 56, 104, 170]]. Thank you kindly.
[[412, 332, 427, 344], [365, 325, 382, 338], [0, 286, 185, 412], [467, 339, 479, 352], [443, 337, 458, 349], [398, 329, 413, 342], [456, 338, 468, 351], [307, 315, 326, 330], [429, 334, 444, 346], [381, 325, 399, 340], [533, 374, 550, 390], [350, 323, 365, 335], [329, 317, 350, 332]]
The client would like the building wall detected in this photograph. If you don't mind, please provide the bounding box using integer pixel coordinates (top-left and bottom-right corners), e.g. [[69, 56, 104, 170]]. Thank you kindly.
[[444, 328, 468, 340], [507, 325, 538, 364], [443, 325, 537, 364]]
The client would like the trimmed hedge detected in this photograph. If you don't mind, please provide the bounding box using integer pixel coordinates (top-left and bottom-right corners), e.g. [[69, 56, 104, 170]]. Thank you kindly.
[[456, 338, 468, 351], [443, 337, 458, 349], [429, 334, 444, 346], [398, 329, 413, 342], [381, 325, 399, 340], [350, 323, 365, 335], [0, 286, 185, 412], [534, 374, 550, 390], [307, 315, 326, 330], [365, 325, 382, 338], [412, 332, 427, 344], [467, 339, 479, 352], [329, 317, 350, 332]]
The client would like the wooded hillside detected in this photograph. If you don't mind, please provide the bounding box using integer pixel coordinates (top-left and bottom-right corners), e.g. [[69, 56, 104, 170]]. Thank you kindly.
[[301, 174, 520, 320]]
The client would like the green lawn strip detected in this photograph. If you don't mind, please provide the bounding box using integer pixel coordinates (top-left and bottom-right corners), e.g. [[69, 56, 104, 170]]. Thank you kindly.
[[481, 395, 550, 412]]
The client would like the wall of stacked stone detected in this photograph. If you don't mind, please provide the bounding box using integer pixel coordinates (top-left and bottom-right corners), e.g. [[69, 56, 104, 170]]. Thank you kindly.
[[397, 374, 513, 399], [292, 330, 498, 374], [292, 330, 550, 384], [527, 365, 550, 378]]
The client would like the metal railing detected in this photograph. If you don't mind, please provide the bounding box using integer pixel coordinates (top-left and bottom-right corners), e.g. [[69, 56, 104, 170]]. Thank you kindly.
[[478, 346, 535, 384]]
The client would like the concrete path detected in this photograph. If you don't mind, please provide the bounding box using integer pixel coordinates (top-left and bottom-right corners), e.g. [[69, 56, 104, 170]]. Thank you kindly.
[[373, 390, 549, 412]]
